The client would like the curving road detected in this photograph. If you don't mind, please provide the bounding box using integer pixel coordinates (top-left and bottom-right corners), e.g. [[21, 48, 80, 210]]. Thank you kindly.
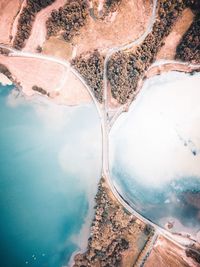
[[1, 1, 200, 260]]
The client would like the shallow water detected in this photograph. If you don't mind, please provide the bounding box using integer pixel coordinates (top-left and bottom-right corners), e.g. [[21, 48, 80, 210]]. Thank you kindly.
[[110, 71, 200, 238], [0, 85, 102, 267]]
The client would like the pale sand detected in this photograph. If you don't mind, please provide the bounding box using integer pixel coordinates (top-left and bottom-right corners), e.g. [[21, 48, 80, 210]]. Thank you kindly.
[[0, 54, 91, 106], [50, 70, 92, 106], [24, 0, 66, 52], [0, 73, 12, 86], [0, 0, 21, 44]]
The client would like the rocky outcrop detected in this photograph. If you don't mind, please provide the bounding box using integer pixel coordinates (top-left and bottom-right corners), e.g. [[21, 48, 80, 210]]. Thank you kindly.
[[46, 0, 88, 42], [13, 0, 56, 49], [72, 50, 104, 103]]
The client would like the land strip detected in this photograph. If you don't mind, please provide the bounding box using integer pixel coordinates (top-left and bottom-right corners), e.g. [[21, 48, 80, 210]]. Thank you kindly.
[[1, 1, 200, 265], [73, 178, 154, 267]]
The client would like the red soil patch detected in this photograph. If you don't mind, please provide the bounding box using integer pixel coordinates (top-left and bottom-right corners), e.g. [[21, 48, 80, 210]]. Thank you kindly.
[[0, 0, 21, 45]]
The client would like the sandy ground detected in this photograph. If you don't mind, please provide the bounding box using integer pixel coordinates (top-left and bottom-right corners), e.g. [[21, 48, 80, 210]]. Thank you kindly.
[[43, 0, 152, 59], [74, 0, 152, 55], [50, 70, 92, 106], [121, 225, 148, 267], [0, 54, 91, 105], [24, 0, 66, 52], [157, 8, 194, 60], [43, 36, 74, 61], [144, 236, 198, 267], [0, 0, 21, 45]]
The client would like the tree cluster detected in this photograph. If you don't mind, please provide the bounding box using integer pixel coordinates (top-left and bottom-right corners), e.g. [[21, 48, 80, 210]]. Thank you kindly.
[[46, 0, 88, 42], [185, 0, 200, 13], [107, 0, 200, 104], [105, 0, 121, 11], [73, 179, 136, 267], [13, 0, 56, 50], [176, 13, 200, 63], [186, 247, 200, 264], [32, 85, 49, 96], [0, 64, 12, 79], [72, 50, 104, 103], [0, 48, 10, 56], [107, 0, 189, 104]]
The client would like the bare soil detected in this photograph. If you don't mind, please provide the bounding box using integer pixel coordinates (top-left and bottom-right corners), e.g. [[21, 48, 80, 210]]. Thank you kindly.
[[157, 8, 194, 60], [144, 236, 199, 267], [24, 0, 66, 52], [43, 0, 152, 58], [0, 0, 21, 44], [0, 54, 91, 105]]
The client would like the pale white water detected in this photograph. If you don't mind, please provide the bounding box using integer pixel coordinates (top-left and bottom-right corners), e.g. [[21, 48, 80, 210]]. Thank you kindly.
[[110, 71, 200, 237]]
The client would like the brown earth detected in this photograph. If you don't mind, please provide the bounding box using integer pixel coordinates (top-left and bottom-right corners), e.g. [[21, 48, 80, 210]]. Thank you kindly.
[[144, 236, 200, 267], [157, 8, 194, 60], [106, 0, 199, 105], [73, 177, 154, 267], [43, 0, 152, 59], [43, 36, 74, 60], [0, 54, 91, 105], [72, 0, 152, 55], [24, 0, 66, 52], [176, 12, 200, 63], [0, 0, 21, 45]]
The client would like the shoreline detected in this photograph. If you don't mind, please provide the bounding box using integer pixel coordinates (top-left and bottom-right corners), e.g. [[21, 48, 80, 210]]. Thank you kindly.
[[0, 54, 92, 107], [0, 0, 200, 266], [73, 177, 152, 267], [0, 73, 13, 86], [109, 70, 200, 243]]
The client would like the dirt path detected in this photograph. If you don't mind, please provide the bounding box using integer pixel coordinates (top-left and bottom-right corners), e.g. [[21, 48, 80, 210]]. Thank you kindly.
[[24, 0, 66, 52]]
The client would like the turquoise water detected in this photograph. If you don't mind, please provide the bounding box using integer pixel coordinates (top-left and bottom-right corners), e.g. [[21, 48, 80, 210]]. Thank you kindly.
[[0, 85, 102, 267], [110, 71, 200, 236]]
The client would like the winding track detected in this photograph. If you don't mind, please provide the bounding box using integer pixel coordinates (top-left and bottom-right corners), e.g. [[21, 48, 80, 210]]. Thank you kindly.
[[1, 0, 200, 261]]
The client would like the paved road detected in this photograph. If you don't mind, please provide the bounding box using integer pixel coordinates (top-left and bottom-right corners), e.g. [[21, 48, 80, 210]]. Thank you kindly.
[[1, 3, 200, 255]]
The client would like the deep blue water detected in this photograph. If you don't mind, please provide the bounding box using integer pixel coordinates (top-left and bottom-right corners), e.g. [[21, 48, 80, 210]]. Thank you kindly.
[[0, 85, 102, 267]]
